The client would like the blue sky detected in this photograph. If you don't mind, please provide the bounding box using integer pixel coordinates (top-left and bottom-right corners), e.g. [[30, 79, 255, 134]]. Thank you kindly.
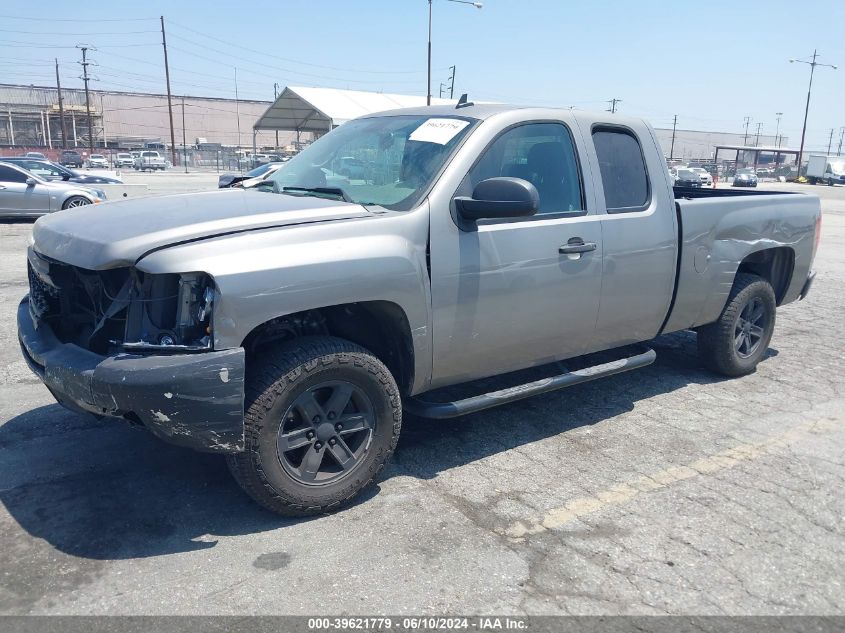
[[2, 0, 843, 151]]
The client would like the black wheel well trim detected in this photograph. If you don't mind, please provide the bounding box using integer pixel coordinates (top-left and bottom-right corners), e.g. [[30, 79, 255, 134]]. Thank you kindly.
[[240, 300, 415, 395], [734, 246, 795, 305]]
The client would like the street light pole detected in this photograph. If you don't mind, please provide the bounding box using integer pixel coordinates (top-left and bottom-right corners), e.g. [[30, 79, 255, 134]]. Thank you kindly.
[[427, 0, 482, 105], [775, 112, 783, 148], [790, 50, 837, 175]]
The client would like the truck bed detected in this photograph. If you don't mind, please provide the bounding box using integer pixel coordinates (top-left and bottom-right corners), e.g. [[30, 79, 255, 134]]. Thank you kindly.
[[662, 187, 820, 335]]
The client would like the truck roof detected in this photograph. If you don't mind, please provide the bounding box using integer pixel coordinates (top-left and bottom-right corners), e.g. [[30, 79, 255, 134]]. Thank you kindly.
[[361, 103, 647, 127]]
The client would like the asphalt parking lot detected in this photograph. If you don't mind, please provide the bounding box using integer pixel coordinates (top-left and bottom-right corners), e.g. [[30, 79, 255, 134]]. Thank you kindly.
[[0, 177, 843, 615]]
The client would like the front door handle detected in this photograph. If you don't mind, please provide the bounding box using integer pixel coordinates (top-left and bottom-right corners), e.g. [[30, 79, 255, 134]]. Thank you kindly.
[[559, 238, 597, 255]]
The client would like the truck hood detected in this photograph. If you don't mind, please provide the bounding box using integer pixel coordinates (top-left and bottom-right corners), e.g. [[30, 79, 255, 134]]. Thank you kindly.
[[32, 189, 372, 270]]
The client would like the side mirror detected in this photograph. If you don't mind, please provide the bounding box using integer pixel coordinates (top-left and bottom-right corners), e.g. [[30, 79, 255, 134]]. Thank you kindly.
[[25, 177, 36, 187], [454, 177, 539, 221]]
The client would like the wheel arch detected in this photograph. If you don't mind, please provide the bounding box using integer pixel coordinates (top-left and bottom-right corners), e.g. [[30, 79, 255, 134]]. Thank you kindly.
[[735, 246, 794, 305], [241, 300, 415, 396]]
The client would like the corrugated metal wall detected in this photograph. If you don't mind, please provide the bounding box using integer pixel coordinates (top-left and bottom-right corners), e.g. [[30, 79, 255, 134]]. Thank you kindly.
[[0, 84, 296, 149]]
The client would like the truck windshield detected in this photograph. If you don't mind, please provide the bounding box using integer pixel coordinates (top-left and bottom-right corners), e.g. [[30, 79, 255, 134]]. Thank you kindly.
[[266, 114, 476, 210]]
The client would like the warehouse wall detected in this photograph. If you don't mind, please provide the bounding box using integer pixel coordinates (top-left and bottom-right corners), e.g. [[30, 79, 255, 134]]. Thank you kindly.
[[0, 84, 295, 149]]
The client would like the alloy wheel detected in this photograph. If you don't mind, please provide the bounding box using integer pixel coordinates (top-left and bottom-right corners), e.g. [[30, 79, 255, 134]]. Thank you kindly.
[[276, 381, 375, 486]]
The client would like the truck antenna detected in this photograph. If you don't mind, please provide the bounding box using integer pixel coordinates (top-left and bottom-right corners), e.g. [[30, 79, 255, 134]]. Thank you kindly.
[[456, 93, 474, 109]]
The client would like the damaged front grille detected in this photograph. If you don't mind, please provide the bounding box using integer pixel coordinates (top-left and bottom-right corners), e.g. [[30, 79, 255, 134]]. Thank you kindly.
[[28, 256, 136, 354], [27, 251, 211, 355]]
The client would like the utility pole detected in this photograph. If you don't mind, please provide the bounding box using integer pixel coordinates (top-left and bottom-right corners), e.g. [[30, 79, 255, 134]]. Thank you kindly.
[[775, 112, 783, 148], [234, 67, 241, 148], [837, 127, 844, 157], [790, 50, 838, 176], [77, 45, 95, 156], [670, 114, 678, 160], [754, 122, 763, 146], [607, 98, 621, 113], [160, 16, 178, 167], [55, 59, 67, 149], [742, 116, 751, 145], [181, 95, 188, 174], [427, 0, 481, 104], [273, 82, 279, 150], [827, 128, 834, 155], [448, 65, 456, 98], [439, 83, 447, 98]]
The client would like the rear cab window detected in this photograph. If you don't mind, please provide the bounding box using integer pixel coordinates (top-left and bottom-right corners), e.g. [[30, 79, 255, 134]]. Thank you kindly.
[[592, 126, 650, 213]]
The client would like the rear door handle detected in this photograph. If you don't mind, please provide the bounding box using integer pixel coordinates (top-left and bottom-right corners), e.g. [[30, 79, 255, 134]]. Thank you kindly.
[[559, 239, 597, 255]]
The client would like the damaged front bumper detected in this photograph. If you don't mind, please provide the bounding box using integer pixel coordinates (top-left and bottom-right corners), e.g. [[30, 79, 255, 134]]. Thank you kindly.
[[17, 296, 245, 453]]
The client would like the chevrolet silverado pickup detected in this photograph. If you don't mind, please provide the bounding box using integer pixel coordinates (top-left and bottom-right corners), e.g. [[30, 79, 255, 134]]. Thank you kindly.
[[18, 102, 821, 515], [134, 150, 166, 172]]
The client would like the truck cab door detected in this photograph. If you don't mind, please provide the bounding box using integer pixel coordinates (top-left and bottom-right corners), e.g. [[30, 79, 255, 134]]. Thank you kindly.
[[575, 118, 678, 349], [428, 118, 603, 389]]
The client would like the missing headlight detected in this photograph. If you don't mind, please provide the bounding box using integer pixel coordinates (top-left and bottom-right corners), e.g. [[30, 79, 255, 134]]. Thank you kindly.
[[121, 271, 215, 352]]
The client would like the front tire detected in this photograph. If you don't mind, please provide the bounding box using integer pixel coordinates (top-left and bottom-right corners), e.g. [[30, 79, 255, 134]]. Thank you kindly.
[[62, 196, 92, 209], [697, 273, 776, 377], [227, 336, 402, 516]]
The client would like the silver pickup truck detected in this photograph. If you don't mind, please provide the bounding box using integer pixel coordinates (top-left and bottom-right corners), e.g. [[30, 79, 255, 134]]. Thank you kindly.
[[133, 150, 166, 172], [18, 103, 821, 516]]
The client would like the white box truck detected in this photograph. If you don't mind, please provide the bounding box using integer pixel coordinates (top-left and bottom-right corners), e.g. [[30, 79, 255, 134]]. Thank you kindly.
[[806, 154, 845, 185]]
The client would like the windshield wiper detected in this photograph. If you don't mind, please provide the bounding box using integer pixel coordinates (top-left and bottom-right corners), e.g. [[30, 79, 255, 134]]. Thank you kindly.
[[281, 186, 352, 202]]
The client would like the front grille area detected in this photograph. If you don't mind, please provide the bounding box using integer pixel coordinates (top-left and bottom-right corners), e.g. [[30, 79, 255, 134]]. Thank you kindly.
[[28, 254, 132, 354], [27, 251, 208, 354]]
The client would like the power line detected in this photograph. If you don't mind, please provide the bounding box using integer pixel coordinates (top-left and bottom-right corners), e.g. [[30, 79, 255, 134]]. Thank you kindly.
[[166, 19, 427, 75], [0, 39, 157, 48], [0, 28, 158, 35], [0, 14, 156, 22], [165, 38, 427, 85]]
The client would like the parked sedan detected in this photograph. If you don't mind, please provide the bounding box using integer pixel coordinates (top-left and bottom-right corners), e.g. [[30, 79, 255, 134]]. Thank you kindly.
[[24, 152, 46, 160], [88, 154, 108, 169], [114, 153, 134, 168], [673, 169, 703, 188], [691, 167, 713, 186], [0, 158, 123, 184], [0, 162, 106, 218], [218, 162, 285, 188], [733, 169, 758, 187]]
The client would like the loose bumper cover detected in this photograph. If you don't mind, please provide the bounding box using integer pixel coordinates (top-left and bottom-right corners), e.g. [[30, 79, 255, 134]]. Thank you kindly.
[[17, 296, 245, 453]]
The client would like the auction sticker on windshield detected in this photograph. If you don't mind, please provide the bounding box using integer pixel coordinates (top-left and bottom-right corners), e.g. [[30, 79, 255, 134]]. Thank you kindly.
[[409, 118, 470, 144]]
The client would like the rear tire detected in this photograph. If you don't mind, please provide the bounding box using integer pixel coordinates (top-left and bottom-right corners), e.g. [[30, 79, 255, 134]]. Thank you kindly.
[[697, 273, 776, 377], [227, 336, 402, 516]]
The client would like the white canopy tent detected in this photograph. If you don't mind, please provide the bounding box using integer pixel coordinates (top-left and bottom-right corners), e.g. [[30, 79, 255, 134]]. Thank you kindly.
[[252, 86, 456, 139]]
